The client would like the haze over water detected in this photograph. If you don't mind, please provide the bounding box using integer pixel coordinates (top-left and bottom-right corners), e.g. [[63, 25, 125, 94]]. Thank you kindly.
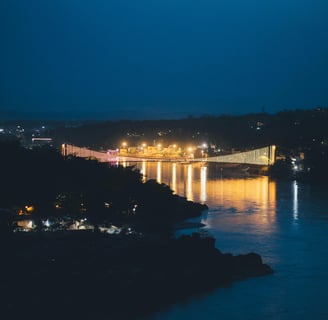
[[125, 160, 328, 319]]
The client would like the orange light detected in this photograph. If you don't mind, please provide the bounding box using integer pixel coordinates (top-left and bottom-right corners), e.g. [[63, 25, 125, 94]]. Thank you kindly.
[[25, 205, 34, 213]]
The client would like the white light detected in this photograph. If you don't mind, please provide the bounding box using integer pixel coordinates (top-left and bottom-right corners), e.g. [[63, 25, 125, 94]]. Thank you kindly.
[[293, 180, 298, 219]]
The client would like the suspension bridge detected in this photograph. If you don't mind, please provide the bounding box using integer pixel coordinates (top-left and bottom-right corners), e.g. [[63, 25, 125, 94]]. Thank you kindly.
[[62, 144, 276, 166], [194, 145, 276, 166]]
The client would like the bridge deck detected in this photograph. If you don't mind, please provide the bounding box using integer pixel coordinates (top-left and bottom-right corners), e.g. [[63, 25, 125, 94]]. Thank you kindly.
[[62, 144, 276, 166]]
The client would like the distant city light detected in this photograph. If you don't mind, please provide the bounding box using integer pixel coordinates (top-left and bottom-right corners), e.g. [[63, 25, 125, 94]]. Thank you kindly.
[[32, 138, 52, 142], [25, 205, 34, 213]]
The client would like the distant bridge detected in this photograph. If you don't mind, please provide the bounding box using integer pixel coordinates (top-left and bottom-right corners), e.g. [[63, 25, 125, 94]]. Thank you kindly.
[[193, 145, 276, 166], [62, 144, 113, 162], [62, 144, 276, 166]]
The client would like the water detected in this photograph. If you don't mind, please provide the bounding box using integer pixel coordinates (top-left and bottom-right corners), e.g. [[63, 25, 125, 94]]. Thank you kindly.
[[124, 160, 328, 319]]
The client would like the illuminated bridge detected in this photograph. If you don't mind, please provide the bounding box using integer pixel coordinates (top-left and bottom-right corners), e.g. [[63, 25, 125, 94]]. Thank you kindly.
[[62, 144, 112, 162], [193, 145, 276, 166], [62, 144, 276, 166]]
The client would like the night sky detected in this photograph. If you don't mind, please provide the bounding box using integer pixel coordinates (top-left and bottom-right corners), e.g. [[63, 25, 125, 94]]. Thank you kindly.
[[1, 0, 328, 120]]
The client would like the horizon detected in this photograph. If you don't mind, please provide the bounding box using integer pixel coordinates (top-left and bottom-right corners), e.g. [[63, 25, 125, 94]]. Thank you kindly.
[[0, 106, 324, 123]]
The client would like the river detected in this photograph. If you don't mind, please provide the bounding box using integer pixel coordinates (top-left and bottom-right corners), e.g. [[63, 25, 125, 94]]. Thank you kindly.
[[122, 160, 328, 320]]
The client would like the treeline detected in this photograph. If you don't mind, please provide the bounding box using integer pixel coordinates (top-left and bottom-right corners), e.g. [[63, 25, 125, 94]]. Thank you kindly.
[[0, 141, 206, 233], [50, 108, 328, 152]]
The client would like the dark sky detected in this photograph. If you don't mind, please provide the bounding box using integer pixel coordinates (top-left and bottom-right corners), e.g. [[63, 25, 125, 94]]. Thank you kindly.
[[1, 0, 328, 120]]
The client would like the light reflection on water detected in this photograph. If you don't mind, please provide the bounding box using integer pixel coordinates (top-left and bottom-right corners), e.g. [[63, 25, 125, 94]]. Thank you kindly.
[[132, 160, 328, 320], [130, 161, 279, 234], [293, 180, 298, 219], [132, 161, 277, 204], [204, 177, 277, 236]]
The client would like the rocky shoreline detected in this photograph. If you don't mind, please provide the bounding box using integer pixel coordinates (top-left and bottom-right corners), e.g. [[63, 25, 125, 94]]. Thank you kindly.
[[1, 231, 273, 319]]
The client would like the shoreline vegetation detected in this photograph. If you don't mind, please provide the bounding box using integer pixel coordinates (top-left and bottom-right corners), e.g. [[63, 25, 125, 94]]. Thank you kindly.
[[0, 140, 273, 319], [1, 231, 273, 319]]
